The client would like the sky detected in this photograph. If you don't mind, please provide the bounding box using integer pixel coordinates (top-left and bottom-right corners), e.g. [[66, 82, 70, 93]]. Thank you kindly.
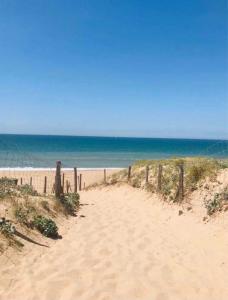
[[0, 0, 227, 139]]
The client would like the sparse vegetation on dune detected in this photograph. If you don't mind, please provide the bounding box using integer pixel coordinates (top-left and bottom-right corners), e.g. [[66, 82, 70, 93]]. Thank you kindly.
[[204, 186, 228, 215], [104, 157, 228, 216], [0, 178, 80, 253]]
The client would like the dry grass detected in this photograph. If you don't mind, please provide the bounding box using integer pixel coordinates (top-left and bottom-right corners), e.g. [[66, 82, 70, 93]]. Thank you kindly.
[[106, 157, 227, 203], [0, 179, 80, 253]]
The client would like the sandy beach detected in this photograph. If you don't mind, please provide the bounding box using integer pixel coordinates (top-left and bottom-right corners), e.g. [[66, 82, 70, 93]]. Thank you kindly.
[[0, 178, 228, 300], [0, 168, 121, 194]]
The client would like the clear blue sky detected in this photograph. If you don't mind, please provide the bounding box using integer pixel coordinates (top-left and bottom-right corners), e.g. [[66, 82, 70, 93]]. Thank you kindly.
[[0, 0, 227, 139]]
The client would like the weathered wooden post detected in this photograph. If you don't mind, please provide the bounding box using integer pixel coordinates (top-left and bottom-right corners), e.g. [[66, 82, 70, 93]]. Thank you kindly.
[[20, 178, 23, 185], [55, 161, 62, 198], [43, 176, 47, 194], [79, 174, 82, 191], [128, 166, 132, 181], [157, 164, 162, 192], [176, 163, 184, 201], [74, 167, 78, 193], [62, 173, 65, 193], [104, 169, 107, 184], [66, 180, 69, 193], [52, 183, 55, 194], [84, 182, 85, 190], [30, 177, 32, 186], [145, 165, 149, 184]]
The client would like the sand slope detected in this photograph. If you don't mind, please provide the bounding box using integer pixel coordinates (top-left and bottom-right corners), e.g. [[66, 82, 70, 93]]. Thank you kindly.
[[0, 185, 228, 300]]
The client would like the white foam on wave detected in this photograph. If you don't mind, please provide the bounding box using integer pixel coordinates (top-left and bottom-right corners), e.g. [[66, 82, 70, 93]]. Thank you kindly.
[[0, 167, 124, 171]]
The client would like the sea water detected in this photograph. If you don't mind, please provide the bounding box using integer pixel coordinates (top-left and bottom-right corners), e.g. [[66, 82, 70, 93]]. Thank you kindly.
[[0, 134, 227, 168]]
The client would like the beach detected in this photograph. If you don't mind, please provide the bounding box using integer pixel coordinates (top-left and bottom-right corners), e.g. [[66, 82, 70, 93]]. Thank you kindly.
[[0, 168, 121, 194], [1, 0, 227, 298], [0, 181, 228, 300]]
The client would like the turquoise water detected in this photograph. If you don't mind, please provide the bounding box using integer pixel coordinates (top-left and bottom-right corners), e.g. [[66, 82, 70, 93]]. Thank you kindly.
[[0, 134, 227, 168]]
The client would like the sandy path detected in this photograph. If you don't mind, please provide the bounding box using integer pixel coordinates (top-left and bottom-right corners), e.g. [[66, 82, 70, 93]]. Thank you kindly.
[[0, 185, 228, 300]]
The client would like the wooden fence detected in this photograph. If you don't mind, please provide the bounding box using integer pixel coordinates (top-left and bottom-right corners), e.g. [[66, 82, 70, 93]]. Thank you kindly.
[[1, 161, 185, 200]]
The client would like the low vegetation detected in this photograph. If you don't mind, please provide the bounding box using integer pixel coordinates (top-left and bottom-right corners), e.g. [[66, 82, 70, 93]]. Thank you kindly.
[[105, 157, 228, 216], [0, 177, 80, 253], [108, 157, 226, 196], [60, 193, 80, 215], [19, 184, 38, 196], [204, 187, 228, 215], [33, 215, 58, 238]]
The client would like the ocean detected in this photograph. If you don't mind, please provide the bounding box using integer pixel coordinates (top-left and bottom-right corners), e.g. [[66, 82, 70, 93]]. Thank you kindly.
[[0, 134, 227, 168]]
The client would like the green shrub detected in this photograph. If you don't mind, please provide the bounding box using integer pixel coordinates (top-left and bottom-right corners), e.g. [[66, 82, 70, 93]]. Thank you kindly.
[[0, 177, 17, 199], [0, 218, 15, 237], [0, 177, 18, 185], [205, 194, 221, 215], [19, 184, 38, 196], [60, 193, 80, 215], [14, 206, 29, 224], [33, 215, 58, 238]]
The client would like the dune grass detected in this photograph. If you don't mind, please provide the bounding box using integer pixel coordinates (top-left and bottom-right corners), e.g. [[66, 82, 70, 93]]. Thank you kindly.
[[0, 178, 80, 252], [107, 157, 227, 202]]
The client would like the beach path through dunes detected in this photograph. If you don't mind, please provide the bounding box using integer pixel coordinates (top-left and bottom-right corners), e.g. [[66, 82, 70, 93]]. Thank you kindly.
[[0, 185, 228, 300]]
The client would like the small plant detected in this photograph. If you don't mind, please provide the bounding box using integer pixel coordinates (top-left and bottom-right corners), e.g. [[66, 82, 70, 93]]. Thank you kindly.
[[19, 184, 38, 196], [14, 205, 34, 227], [205, 194, 221, 215], [14, 206, 28, 224], [33, 215, 58, 238], [109, 174, 118, 184], [0, 218, 15, 237], [0, 177, 18, 185], [222, 186, 228, 201], [60, 193, 80, 215], [131, 177, 141, 188], [0, 177, 17, 199]]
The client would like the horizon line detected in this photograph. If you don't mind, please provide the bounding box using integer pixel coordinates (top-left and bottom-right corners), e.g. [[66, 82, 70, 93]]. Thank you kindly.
[[0, 132, 227, 142]]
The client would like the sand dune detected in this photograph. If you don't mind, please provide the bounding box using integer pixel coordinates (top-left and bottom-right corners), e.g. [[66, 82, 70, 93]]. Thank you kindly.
[[0, 185, 228, 300]]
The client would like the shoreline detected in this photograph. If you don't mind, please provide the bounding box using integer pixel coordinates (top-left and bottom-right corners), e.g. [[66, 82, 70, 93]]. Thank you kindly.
[[0, 167, 124, 171]]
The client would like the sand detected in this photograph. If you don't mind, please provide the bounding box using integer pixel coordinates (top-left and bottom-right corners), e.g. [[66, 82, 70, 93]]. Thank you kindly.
[[0, 184, 228, 300]]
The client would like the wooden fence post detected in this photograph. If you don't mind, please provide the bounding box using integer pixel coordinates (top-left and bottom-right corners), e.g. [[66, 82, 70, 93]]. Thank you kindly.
[[30, 177, 32, 186], [157, 164, 162, 192], [79, 174, 82, 191], [104, 169, 106, 184], [20, 178, 23, 185], [176, 163, 184, 201], [74, 167, 78, 193], [145, 165, 149, 184], [66, 180, 69, 193], [128, 166, 132, 181], [43, 176, 47, 194], [62, 173, 65, 193], [55, 161, 62, 198], [52, 183, 55, 194]]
